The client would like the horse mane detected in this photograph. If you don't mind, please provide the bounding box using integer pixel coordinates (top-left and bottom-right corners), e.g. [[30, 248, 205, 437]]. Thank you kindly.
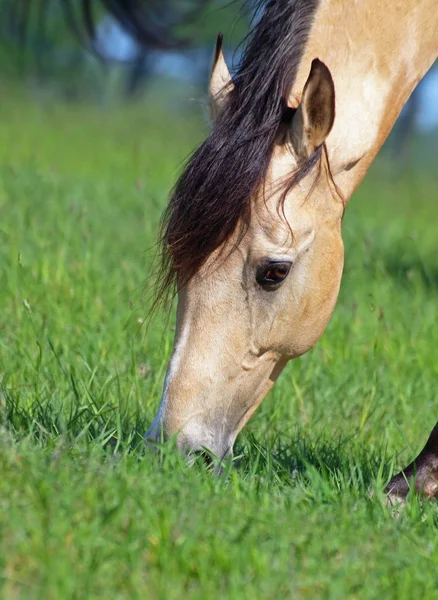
[[158, 0, 322, 303]]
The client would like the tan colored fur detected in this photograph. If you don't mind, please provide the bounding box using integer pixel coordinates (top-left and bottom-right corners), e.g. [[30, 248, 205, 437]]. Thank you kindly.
[[291, 0, 437, 196], [147, 0, 438, 457]]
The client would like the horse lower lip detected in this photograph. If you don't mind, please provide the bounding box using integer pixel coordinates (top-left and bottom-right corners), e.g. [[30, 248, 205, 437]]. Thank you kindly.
[[192, 449, 213, 467]]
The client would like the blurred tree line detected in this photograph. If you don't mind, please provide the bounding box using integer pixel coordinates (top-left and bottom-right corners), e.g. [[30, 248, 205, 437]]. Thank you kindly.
[[0, 0, 250, 100]]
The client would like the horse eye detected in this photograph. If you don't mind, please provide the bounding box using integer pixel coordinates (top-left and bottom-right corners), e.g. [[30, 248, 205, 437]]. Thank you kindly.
[[256, 261, 292, 290]]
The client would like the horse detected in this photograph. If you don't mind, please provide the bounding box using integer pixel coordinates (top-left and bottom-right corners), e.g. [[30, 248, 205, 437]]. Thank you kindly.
[[145, 0, 438, 502]]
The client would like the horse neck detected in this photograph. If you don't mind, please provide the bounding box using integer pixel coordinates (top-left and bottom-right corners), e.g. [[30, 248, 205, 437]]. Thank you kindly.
[[290, 0, 437, 199]]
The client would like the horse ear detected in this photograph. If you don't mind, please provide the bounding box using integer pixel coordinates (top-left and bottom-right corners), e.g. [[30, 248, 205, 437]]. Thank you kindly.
[[209, 33, 234, 122], [289, 59, 335, 159]]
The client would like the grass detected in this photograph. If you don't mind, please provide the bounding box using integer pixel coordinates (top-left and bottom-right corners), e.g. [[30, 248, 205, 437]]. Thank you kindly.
[[1, 86, 438, 598]]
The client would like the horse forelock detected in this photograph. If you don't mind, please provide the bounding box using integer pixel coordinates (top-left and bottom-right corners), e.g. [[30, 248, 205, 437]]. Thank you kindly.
[[156, 0, 322, 306]]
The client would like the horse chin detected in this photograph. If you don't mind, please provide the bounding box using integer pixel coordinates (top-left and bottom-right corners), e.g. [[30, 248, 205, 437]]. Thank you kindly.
[[145, 417, 236, 464]]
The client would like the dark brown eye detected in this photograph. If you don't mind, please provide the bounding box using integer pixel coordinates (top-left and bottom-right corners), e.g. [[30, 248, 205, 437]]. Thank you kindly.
[[256, 261, 292, 290]]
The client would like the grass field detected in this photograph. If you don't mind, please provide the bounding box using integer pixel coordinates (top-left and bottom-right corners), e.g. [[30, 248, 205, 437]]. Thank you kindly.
[[1, 87, 438, 599]]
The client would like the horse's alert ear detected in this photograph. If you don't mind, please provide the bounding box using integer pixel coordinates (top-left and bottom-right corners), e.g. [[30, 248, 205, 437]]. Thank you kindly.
[[209, 33, 234, 122], [290, 59, 335, 159]]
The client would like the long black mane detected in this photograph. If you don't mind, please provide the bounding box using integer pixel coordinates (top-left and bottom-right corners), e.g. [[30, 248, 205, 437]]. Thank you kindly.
[[160, 0, 321, 299]]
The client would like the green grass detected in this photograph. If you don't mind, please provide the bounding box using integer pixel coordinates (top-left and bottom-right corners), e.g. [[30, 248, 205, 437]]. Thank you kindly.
[[1, 88, 438, 599]]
